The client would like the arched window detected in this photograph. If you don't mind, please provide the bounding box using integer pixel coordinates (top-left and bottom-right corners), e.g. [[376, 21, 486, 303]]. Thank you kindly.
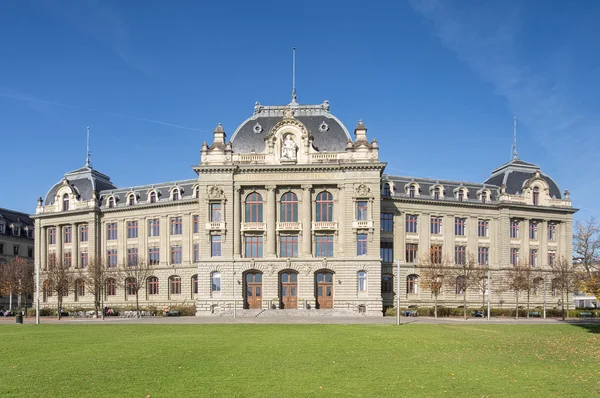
[[316, 191, 333, 222], [434, 187, 441, 200], [533, 187, 539, 206], [75, 279, 85, 300], [192, 274, 198, 295], [169, 276, 181, 295], [126, 278, 136, 296], [382, 183, 391, 196], [172, 189, 180, 201], [481, 191, 488, 204], [551, 278, 560, 296], [280, 192, 298, 222], [43, 280, 52, 301], [108, 197, 115, 208], [358, 271, 367, 292], [407, 274, 418, 294], [533, 277, 543, 296], [105, 278, 116, 296], [382, 274, 393, 293], [194, 186, 200, 199], [457, 189, 466, 202], [128, 194, 135, 206], [211, 272, 221, 293], [147, 276, 159, 295], [456, 276, 466, 294], [149, 191, 157, 204], [245, 193, 263, 222], [409, 185, 416, 198], [62, 194, 70, 211]]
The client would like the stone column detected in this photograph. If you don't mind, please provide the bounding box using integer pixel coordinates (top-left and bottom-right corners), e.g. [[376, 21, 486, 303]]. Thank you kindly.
[[522, 219, 530, 265], [540, 220, 548, 267], [266, 185, 277, 257], [337, 184, 345, 256], [56, 225, 63, 267], [233, 185, 241, 257], [160, 215, 168, 265], [301, 184, 312, 256], [41, 227, 47, 271], [72, 223, 79, 268]]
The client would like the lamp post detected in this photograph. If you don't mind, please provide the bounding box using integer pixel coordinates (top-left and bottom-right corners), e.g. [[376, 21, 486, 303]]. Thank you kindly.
[[487, 268, 491, 320], [233, 269, 237, 319], [35, 262, 40, 325], [396, 259, 400, 326], [543, 279, 547, 319]]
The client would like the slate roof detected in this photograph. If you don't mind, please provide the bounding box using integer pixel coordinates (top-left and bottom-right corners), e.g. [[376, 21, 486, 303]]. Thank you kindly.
[[484, 158, 562, 199], [383, 175, 500, 203], [98, 179, 198, 208], [44, 166, 117, 205], [0, 208, 34, 239], [230, 101, 352, 153]]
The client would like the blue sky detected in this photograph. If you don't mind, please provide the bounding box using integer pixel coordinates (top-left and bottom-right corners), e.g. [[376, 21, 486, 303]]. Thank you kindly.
[[1, 0, 598, 220]]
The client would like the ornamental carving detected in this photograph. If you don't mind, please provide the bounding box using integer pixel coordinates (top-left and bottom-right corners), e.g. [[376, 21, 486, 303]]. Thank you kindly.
[[207, 186, 224, 199], [355, 183, 371, 197]]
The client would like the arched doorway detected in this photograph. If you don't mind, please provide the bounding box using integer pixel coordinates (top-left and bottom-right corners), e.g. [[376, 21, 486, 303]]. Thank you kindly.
[[245, 271, 262, 309], [280, 271, 298, 309], [315, 271, 334, 309]]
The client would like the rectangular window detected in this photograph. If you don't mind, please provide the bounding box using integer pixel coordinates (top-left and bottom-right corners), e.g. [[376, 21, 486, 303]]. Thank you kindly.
[[49, 227, 56, 245], [28, 247, 33, 258], [148, 247, 160, 265], [356, 201, 368, 221], [245, 236, 263, 258], [170, 277, 181, 295], [127, 221, 138, 239], [510, 248, 519, 266], [193, 215, 200, 233], [478, 220, 489, 237], [64, 226, 72, 243], [380, 241, 393, 263], [211, 235, 222, 257], [280, 235, 298, 257], [510, 220, 520, 239], [529, 221, 538, 240], [64, 252, 72, 267], [80, 251, 88, 268], [430, 216, 442, 235], [529, 249, 538, 267], [357, 234, 368, 256], [548, 223, 557, 241], [107, 249, 118, 267], [193, 243, 200, 262], [14, 245, 19, 256], [430, 244, 443, 264], [381, 213, 394, 232], [548, 251, 556, 266], [406, 215, 419, 233], [315, 235, 334, 257], [454, 218, 466, 236], [210, 203, 222, 222], [80, 224, 88, 242], [148, 219, 160, 237], [406, 243, 418, 263], [107, 223, 117, 240], [171, 245, 182, 264], [478, 247, 489, 266], [127, 248, 138, 266], [454, 246, 466, 265], [48, 252, 56, 267], [171, 217, 183, 235]]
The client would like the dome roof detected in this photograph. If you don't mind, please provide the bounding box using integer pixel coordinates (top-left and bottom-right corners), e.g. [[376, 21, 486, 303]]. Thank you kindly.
[[484, 158, 562, 199], [229, 100, 351, 153], [44, 165, 117, 205]]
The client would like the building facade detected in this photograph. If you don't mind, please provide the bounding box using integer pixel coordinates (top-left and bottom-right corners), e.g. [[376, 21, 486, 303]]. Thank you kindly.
[[33, 98, 575, 316]]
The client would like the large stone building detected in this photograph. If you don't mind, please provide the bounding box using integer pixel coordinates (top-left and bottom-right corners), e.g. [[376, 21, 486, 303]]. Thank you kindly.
[[33, 97, 575, 316], [0, 207, 35, 309]]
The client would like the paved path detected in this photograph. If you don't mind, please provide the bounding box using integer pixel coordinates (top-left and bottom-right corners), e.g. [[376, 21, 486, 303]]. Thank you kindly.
[[2, 315, 599, 325]]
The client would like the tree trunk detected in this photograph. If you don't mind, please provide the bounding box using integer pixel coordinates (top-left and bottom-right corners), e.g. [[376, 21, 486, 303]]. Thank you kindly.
[[57, 295, 62, 320], [515, 293, 519, 320], [463, 288, 467, 320], [136, 290, 140, 318], [526, 291, 530, 319], [565, 291, 569, 320], [561, 291, 565, 321], [434, 294, 438, 318]]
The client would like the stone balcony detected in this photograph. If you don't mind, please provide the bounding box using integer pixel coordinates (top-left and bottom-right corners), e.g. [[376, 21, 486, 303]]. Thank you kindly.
[[352, 220, 373, 230], [205, 221, 226, 231], [277, 222, 302, 231], [312, 221, 338, 231], [241, 222, 266, 232]]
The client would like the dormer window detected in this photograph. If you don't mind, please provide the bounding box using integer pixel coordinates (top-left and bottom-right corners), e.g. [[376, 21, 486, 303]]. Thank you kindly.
[[12, 225, 21, 236], [0, 222, 5, 234], [128, 194, 135, 206], [458, 190, 464, 201], [409, 186, 415, 198], [481, 192, 487, 204], [194, 186, 200, 199], [532, 187, 539, 206], [63, 194, 70, 211], [434, 187, 441, 200], [382, 183, 391, 196], [108, 197, 115, 208], [172, 190, 180, 201], [149, 191, 157, 204]]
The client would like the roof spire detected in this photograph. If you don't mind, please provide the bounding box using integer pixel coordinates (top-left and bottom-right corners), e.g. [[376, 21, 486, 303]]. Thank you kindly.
[[511, 116, 518, 161], [86, 126, 92, 167], [290, 47, 297, 105]]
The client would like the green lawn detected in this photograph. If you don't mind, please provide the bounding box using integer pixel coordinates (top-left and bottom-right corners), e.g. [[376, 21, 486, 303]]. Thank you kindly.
[[1, 324, 598, 397]]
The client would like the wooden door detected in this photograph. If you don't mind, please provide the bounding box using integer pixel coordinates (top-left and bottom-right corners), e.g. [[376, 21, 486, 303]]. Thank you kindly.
[[245, 272, 262, 309], [316, 271, 333, 309], [280, 272, 298, 309]]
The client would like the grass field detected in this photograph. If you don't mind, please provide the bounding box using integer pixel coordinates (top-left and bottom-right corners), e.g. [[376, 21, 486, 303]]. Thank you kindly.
[[1, 323, 598, 397]]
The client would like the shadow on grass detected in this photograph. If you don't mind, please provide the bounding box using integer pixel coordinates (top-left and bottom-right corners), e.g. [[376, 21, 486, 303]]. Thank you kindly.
[[563, 320, 600, 334]]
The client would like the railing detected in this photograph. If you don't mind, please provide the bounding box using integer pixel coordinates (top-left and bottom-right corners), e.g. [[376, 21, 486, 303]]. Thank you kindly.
[[312, 221, 338, 231], [352, 220, 373, 229], [238, 154, 266, 163], [205, 222, 226, 231], [277, 222, 302, 231], [241, 222, 266, 231], [311, 153, 338, 162]]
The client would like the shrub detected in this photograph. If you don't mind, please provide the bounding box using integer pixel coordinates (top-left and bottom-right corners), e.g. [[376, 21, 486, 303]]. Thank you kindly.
[[384, 307, 397, 317], [169, 305, 196, 316]]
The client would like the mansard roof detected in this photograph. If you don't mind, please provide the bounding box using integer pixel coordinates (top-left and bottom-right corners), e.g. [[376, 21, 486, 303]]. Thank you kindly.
[[230, 100, 351, 153], [97, 179, 197, 207], [485, 157, 562, 199], [44, 165, 117, 206], [383, 175, 500, 203]]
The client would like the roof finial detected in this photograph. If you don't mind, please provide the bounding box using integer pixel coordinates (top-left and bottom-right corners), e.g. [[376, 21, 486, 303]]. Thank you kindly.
[[291, 47, 297, 105], [511, 116, 518, 160], [86, 126, 92, 167]]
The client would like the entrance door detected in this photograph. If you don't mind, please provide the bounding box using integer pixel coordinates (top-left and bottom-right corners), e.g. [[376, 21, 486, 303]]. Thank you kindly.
[[245, 272, 262, 309], [316, 271, 333, 309], [280, 272, 298, 309]]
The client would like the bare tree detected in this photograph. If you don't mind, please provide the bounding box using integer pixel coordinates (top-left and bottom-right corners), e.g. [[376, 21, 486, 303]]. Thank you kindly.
[[419, 250, 452, 318], [521, 265, 542, 319], [44, 259, 75, 320], [118, 257, 154, 317], [550, 257, 582, 320], [77, 256, 107, 318], [505, 262, 528, 319], [573, 217, 600, 276], [454, 253, 482, 320]]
